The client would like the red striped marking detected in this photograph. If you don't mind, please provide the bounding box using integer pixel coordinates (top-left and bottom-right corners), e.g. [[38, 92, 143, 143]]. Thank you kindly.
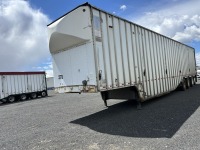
[[0, 72, 45, 75]]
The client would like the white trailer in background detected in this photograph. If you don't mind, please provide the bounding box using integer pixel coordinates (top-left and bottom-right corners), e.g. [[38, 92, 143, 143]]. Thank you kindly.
[[48, 3, 196, 107], [0, 72, 47, 103]]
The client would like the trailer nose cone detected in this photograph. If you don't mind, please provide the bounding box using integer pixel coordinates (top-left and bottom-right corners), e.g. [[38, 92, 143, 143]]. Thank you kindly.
[[49, 32, 89, 53], [47, 6, 92, 54]]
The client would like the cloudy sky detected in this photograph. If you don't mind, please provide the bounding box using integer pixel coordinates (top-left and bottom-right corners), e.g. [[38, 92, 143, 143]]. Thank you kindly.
[[0, 0, 199, 77]]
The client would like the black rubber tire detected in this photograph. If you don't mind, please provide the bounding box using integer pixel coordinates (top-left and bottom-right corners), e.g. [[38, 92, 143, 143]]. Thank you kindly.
[[41, 91, 47, 97], [20, 94, 27, 101], [1, 98, 7, 103], [190, 77, 194, 87], [186, 78, 190, 89], [193, 77, 196, 85], [181, 79, 186, 91], [7, 96, 15, 103], [30, 93, 37, 99]]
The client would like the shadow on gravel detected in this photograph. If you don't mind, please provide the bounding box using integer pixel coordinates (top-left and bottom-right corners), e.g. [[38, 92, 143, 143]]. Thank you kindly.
[[71, 84, 200, 138]]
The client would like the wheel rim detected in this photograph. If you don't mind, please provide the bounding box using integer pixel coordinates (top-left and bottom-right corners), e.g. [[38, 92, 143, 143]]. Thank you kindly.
[[194, 78, 196, 84], [21, 94, 27, 100], [41, 91, 46, 97], [8, 96, 15, 102], [31, 93, 37, 99], [183, 80, 186, 89], [187, 79, 190, 87]]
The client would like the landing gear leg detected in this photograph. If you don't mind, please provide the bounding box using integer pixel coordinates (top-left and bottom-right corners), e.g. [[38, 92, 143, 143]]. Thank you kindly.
[[101, 92, 108, 107], [103, 99, 108, 107]]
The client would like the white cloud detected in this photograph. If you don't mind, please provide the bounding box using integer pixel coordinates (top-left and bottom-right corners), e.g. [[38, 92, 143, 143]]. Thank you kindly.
[[45, 70, 53, 78], [32, 60, 53, 77], [132, 0, 200, 66], [134, 0, 200, 43], [120, 5, 127, 11], [0, 0, 52, 76]]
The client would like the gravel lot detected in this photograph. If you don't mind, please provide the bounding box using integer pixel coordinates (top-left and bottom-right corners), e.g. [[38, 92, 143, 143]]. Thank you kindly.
[[0, 82, 200, 150]]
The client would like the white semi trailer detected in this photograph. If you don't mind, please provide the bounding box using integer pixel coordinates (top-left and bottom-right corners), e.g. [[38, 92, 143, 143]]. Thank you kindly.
[[0, 72, 47, 103], [48, 3, 196, 107]]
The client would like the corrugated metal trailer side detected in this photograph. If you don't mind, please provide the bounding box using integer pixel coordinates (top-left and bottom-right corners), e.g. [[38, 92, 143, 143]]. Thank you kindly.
[[89, 4, 196, 103], [0, 72, 48, 103], [48, 3, 196, 107]]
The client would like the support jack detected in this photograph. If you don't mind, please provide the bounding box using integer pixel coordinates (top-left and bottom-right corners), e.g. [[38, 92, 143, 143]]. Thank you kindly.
[[103, 99, 108, 107]]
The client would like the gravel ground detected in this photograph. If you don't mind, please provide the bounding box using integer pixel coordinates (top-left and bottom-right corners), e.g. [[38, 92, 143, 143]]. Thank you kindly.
[[0, 82, 200, 150]]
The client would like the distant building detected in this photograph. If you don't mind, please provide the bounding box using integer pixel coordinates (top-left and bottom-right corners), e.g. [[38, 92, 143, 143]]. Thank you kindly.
[[46, 77, 54, 90]]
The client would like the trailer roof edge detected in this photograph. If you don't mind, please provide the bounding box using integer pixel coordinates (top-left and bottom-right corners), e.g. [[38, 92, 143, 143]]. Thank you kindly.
[[47, 2, 195, 50]]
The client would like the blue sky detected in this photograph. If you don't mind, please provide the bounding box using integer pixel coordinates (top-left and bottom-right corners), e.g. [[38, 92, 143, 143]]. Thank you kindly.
[[29, 0, 146, 20], [29, 0, 186, 22], [0, 0, 200, 77]]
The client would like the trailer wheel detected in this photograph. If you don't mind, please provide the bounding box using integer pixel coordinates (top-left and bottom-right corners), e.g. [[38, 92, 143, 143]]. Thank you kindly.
[[186, 78, 190, 89], [190, 77, 194, 87], [20, 94, 27, 101], [181, 79, 186, 91], [193, 77, 196, 85], [1, 99, 7, 103], [30, 93, 37, 99], [7, 96, 15, 103], [41, 91, 47, 97]]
